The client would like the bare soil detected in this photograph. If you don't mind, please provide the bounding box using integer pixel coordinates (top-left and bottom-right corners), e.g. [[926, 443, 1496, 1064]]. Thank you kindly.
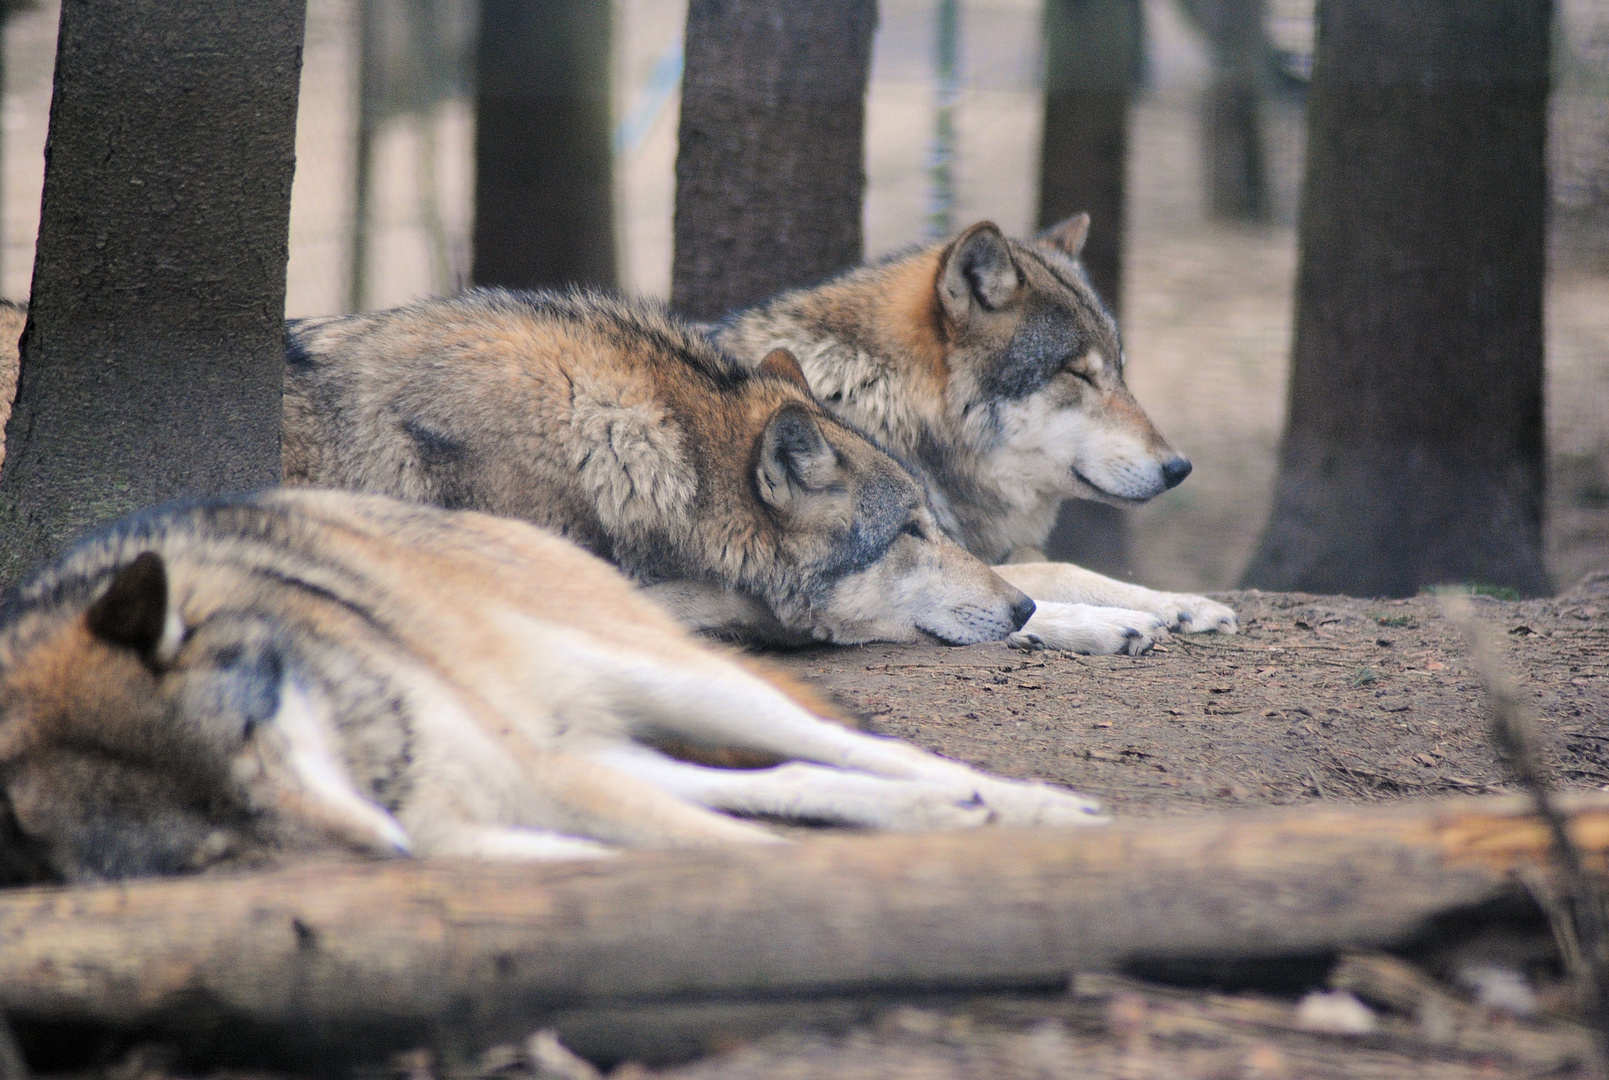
[[769, 580, 1609, 818]]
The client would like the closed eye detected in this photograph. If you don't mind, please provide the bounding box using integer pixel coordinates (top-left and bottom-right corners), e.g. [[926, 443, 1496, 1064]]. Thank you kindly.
[[901, 520, 925, 540]]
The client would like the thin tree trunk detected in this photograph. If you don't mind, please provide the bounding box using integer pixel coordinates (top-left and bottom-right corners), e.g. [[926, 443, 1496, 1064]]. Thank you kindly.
[[1194, 0, 1269, 221], [1242, 0, 1551, 597], [671, 0, 877, 321], [349, 0, 380, 312], [0, 795, 1601, 1068], [0, 0, 305, 589], [1037, 0, 1141, 574], [471, 0, 615, 291]]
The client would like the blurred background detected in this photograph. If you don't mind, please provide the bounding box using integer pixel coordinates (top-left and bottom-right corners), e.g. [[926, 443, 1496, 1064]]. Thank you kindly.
[[2, 0, 1606, 593]]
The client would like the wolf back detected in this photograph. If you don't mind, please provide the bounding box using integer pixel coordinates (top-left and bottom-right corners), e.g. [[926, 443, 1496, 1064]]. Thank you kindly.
[[283, 289, 1031, 647], [0, 489, 1102, 881]]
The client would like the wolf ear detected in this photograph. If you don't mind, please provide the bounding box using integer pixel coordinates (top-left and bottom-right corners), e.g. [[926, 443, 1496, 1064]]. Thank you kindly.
[[755, 404, 841, 511], [940, 222, 1021, 322], [1037, 212, 1090, 258], [757, 348, 811, 393], [85, 552, 184, 669]]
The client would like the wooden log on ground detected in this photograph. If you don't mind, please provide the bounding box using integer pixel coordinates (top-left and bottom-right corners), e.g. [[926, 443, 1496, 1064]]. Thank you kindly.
[[2, 794, 1605, 1067]]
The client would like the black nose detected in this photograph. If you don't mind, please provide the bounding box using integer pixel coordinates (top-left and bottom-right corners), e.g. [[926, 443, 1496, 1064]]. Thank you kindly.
[[1161, 456, 1192, 489], [1009, 594, 1037, 631]]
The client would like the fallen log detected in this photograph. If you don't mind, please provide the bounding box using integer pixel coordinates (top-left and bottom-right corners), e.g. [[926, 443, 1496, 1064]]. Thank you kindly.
[[2, 793, 1606, 1068]]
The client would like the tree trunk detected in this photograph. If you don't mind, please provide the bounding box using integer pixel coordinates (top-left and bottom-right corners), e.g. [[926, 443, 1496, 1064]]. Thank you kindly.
[[671, 0, 877, 321], [1, 794, 1602, 1068], [471, 0, 615, 291], [1241, 0, 1551, 598], [1037, 0, 1141, 575], [0, 0, 305, 589], [1193, 0, 1270, 222]]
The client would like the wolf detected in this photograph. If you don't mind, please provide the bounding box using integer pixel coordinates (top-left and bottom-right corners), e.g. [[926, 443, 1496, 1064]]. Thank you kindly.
[[283, 290, 1033, 648], [0, 489, 1103, 881], [713, 215, 1240, 655]]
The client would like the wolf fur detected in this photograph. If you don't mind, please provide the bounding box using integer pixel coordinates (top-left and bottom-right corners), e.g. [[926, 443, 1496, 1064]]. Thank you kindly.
[[0, 489, 1102, 882], [283, 290, 1033, 647], [713, 216, 1239, 655]]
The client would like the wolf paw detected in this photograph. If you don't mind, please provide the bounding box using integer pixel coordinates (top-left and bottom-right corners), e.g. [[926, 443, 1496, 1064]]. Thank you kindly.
[[1007, 602, 1165, 655], [969, 777, 1108, 827], [1151, 593, 1238, 635]]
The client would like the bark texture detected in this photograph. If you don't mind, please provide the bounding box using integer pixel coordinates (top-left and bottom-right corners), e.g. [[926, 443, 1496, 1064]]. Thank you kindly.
[[1037, 0, 1141, 574], [471, 0, 615, 291], [1, 795, 1604, 1067], [1242, 0, 1551, 597], [671, 0, 877, 321], [0, 0, 305, 589]]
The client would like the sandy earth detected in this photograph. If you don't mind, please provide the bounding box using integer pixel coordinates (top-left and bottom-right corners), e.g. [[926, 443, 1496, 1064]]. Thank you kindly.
[[769, 583, 1609, 818]]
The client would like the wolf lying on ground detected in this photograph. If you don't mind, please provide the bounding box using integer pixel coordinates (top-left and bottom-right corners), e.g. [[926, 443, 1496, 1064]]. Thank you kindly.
[[0, 489, 1102, 882], [714, 216, 1240, 655], [284, 290, 1035, 648]]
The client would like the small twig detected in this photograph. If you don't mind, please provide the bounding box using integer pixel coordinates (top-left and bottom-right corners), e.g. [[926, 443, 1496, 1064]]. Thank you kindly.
[[1444, 595, 1609, 1061]]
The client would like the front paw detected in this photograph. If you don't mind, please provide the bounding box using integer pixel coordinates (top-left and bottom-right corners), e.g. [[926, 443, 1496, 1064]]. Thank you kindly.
[[1156, 594, 1239, 635], [971, 777, 1108, 827], [1007, 602, 1166, 656]]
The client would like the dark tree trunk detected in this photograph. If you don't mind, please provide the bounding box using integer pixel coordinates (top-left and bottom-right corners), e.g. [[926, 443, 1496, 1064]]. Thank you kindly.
[[349, 0, 380, 312], [471, 0, 615, 291], [1242, 0, 1551, 597], [0, 0, 305, 588], [1037, 0, 1141, 575], [1193, 0, 1270, 222], [671, 0, 877, 322]]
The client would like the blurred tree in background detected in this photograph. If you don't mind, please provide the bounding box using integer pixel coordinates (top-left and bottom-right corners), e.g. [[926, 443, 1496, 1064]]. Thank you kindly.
[[1243, 0, 1551, 597], [351, 0, 473, 309], [0, 0, 305, 586], [1180, 0, 1271, 222], [472, 0, 615, 291], [671, 0, 878, 321]]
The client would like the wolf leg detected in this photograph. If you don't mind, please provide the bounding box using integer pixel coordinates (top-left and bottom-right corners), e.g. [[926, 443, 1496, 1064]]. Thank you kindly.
[[412, 823, 619, 860], [590, 744, 997, 831], [593, 744, 1105, 829], [993, 562, 1239, 635], [1006, 600, 1165, 655], [578, 651, 1106, 825]]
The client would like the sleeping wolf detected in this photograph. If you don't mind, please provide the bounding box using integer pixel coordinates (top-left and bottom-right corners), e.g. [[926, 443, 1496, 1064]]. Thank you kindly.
[[0, 489, 1102, 881], [284, 290, 1033, 647], [714, 216, 1239, 655]]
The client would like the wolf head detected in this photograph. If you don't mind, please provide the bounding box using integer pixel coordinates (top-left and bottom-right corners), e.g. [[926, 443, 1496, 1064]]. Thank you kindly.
[[0, 550, 411, 882], [938, 219, 1191, 509], [737, 351, 1035, 646], [718, 216, 1189, 564]]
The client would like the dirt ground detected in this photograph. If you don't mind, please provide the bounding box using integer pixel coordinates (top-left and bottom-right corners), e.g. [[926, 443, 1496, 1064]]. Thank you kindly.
[[767, 578, 1609, 818], [595, 577, 1609, 1079]]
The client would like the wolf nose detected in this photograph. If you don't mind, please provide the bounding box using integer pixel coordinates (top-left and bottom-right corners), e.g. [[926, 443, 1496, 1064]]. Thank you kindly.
[[1161, 456, 1192, 489], [1009, 594, 1037, 631]]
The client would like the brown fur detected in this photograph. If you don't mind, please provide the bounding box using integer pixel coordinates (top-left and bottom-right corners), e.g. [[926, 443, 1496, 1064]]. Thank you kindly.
[[0, 489, 1101, 882], [714, 220, 1241, 652], [284, 289, 1031, 646], [716, 220, 1184, 564]]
